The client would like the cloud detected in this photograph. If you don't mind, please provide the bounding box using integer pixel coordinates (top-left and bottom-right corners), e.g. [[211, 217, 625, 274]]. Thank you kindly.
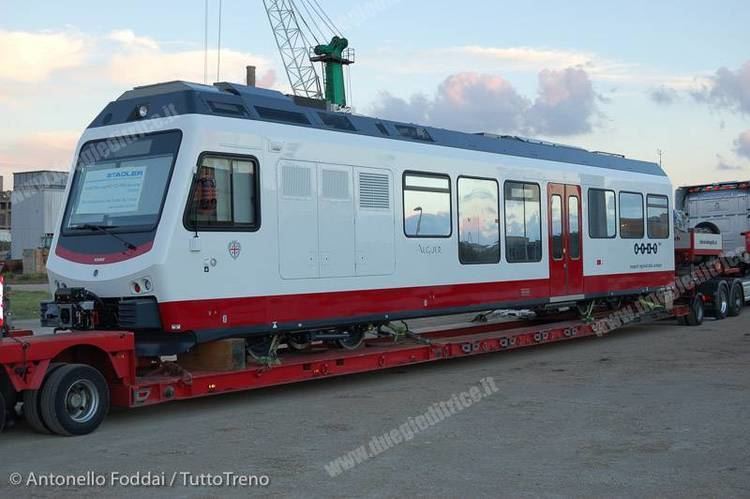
[[735, 130, 750, 160], [106, 31, 276, 88], [692, 60, 750, 114], [715, 153, 744, 171], [371, 68, 599, 136], [107, 29, 159, 50], [527, 68, 598, 135], [431, 73, 530, 132], [0, 29, 88, 82], [650, 85, 679, 105], [447, 46, 594, 71], [0, 131, 79, 183]]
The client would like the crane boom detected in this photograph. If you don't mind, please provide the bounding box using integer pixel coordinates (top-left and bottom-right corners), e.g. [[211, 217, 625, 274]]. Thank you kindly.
[[263, 0, 323, 100]]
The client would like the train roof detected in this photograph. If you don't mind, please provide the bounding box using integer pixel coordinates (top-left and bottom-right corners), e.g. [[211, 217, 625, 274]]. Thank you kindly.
[[89, 80, 667, 177]]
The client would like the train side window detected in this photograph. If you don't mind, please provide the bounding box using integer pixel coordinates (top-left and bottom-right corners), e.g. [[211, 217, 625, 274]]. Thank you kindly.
[[186, 154, 259, 231], [619, 191, 644, 239], [588, 189, 616, 238], [647, 194, 670, 239], [403, 172, 451, 237], [458, 177, 500, 264], [504, 181, 542, 263], [551, 195, 563, 260], [568, 196, 580, 259]]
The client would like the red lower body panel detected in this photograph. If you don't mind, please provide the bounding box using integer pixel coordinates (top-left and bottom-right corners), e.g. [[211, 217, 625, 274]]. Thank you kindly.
[[158, 271, 675, 332]]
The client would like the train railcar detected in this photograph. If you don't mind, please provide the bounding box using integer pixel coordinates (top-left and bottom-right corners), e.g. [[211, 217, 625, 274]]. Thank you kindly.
[[43, 81, 674, 356]]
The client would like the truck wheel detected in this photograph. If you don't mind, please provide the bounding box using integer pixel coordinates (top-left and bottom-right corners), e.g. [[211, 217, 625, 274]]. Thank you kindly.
[[39, 364, 110, 436], [728, 281, 744, 317], [685, 295, 705, 326], [22, 362, 65, 434], [712, 283, 729, 320]]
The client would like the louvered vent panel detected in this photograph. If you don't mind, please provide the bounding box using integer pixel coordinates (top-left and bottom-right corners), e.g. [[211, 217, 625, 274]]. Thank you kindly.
[[282, 165, 312, 198], [359, 173, 390, 209], [321, 170, 350, 200]]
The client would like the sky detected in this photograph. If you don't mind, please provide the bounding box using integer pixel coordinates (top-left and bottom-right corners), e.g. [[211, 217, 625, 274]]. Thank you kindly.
[[0, 0, 748, 189]]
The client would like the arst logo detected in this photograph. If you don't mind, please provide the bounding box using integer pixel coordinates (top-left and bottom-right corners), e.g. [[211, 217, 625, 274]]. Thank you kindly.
[[634, 243, 659, 255]]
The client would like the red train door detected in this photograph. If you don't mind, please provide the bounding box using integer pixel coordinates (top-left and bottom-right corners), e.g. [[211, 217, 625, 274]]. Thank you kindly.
[[548, 184, 583, 298]]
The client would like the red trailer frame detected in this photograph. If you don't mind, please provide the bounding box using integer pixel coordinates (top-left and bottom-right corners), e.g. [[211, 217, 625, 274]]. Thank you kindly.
[[0, 299, 689, 436]]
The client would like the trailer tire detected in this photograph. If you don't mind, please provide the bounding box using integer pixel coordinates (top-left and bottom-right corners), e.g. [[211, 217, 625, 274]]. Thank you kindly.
[[685, 295, 705, 326], [728, 281, 744, 317], [39, 364, 110, 437], [22, 362, 66, 434], [712, 283, 729, 320]]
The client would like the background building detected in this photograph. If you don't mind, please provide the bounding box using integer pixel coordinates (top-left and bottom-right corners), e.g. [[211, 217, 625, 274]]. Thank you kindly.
[[10, 170, 68, 261], [0, 176, 12, 247]]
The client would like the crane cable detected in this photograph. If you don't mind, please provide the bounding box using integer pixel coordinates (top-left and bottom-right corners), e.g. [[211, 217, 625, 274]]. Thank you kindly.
[[216, 0, 223, 82], [203, 0, 208, 84], [289, 0, 323, 45], [308, 0, 341, 36]]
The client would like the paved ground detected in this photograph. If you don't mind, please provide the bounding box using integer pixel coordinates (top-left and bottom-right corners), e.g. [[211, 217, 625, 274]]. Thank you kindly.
[[1, 313, 749, 498]]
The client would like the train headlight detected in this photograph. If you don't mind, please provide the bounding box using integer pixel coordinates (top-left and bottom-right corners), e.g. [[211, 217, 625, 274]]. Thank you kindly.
[[131, 277, 153, 295]]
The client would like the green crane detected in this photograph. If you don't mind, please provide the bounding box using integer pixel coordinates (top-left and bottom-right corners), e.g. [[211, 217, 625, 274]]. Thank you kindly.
[[263, 0, 354, 108]]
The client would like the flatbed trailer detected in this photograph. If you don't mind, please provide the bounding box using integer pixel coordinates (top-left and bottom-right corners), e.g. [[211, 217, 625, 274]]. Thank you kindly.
[[0, 298, 690, 436]]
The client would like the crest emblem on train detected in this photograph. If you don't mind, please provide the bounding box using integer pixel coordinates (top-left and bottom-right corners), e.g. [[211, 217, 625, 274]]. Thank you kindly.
[[228, 240, 242, 260]]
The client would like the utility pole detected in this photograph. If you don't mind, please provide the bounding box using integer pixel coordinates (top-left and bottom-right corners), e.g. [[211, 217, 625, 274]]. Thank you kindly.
[[657, 148, 663, 168]]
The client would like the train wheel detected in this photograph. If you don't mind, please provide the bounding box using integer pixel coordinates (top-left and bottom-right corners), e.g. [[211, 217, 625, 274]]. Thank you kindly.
[[712, 283, 729, 320], [728, 281, 744, 317], [22, 362, 65, 434], [336, 329, 365, 350], [684, 295, 705, 326], [287, 334, 311, 351], [39, 364, 110, 436]]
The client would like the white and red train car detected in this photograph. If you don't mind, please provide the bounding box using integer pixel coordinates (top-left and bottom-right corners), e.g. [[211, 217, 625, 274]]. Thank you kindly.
[[44, 81, 674, 354]]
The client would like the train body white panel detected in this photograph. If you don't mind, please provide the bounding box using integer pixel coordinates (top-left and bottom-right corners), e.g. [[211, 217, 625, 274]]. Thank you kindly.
[[46, 93, 674, 335]]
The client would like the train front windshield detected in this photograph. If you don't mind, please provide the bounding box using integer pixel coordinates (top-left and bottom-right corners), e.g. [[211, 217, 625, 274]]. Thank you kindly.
[[62, 130, 182, 234]]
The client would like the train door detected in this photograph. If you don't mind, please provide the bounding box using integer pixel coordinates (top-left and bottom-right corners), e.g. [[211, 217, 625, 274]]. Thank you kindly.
[[548, 184, 583, 298]]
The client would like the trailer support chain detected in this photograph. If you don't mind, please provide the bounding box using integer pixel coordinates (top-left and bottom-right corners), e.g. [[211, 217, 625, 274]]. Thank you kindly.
[[578, 301, 597, 323], [254, 335, 282, 367], [471, 311, 495, 323], [380, 321, 432, 345]]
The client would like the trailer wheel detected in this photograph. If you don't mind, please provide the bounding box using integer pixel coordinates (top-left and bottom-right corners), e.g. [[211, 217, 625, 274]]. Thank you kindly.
[[684, 295, 705, 326], [39, 364, 110, 436], [22, 362, 65, 434], [711, 283, 729, 320], [728, 281, 744, 317]]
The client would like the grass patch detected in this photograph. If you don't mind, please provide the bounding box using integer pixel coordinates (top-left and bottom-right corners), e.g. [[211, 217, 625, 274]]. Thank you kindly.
[[8, 290, 51, 320], [5, 273, 48, 285]]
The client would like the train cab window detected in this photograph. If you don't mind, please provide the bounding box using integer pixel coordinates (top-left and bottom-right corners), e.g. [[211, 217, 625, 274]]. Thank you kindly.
[[186, 154, 259, 231], [458, 177, 500, 264], [504, 181, 542, 263], [647, 194, 670, 239], [588, 189, 616, 238], [619, 192, 644, 239], [403, 172, 451, 237]]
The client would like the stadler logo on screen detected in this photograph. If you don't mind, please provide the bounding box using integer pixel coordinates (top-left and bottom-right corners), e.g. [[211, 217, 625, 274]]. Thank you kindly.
[[107, 170, 144, 179]]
